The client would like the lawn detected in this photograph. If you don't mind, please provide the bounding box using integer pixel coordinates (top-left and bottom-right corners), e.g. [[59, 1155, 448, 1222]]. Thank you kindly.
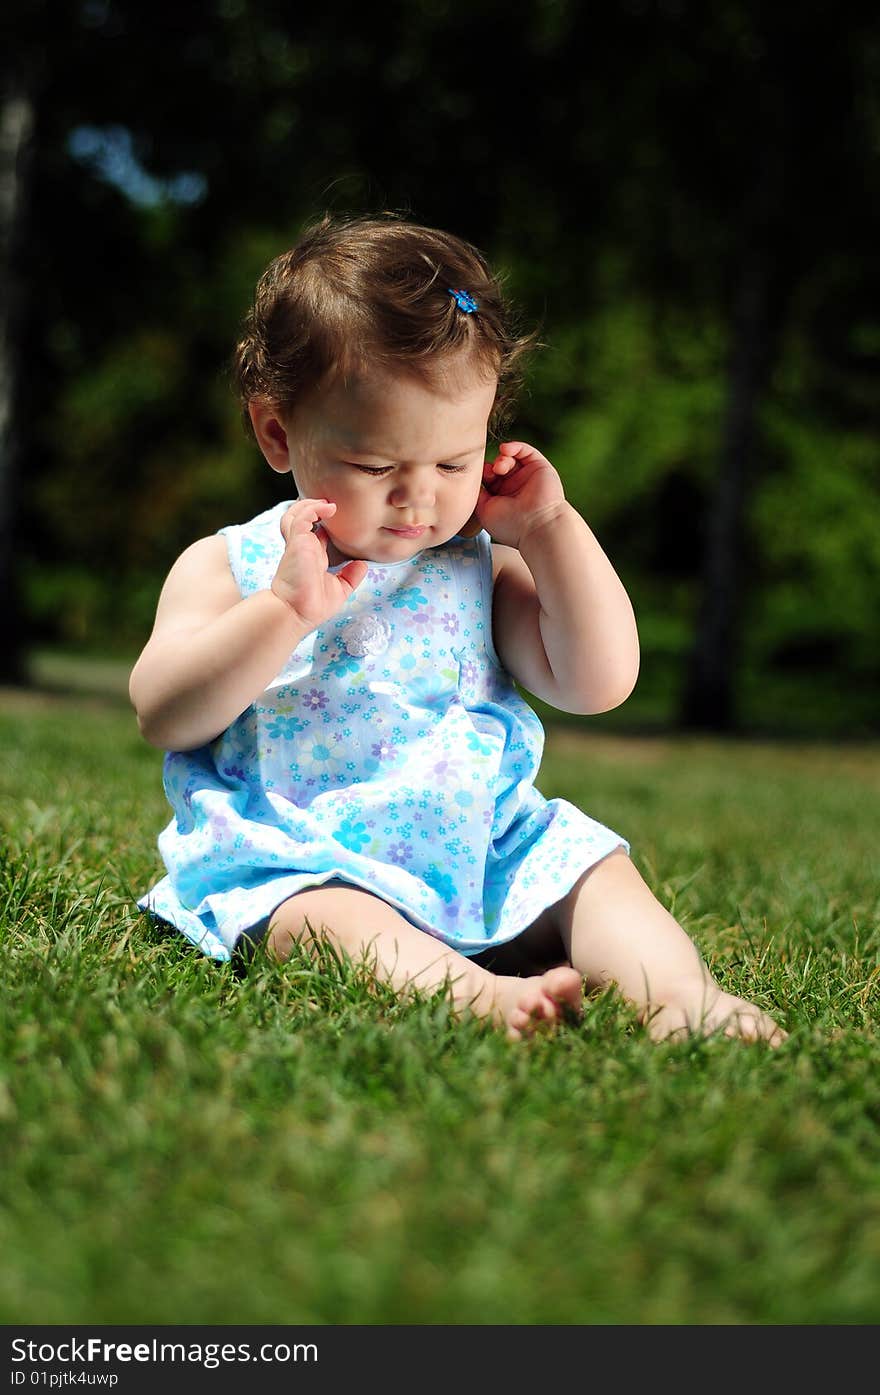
[[0, 678, 878, 1325]]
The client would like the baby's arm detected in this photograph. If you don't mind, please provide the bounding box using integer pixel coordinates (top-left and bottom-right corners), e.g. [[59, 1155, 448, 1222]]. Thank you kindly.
[[129, 499, 366, 750], [483, 443, 640, 714]]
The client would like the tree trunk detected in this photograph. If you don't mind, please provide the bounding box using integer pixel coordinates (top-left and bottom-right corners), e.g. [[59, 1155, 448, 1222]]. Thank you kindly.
[[679, 247, 777, 731], [0, 69, 38, 684], [678, 30, 803, 735]]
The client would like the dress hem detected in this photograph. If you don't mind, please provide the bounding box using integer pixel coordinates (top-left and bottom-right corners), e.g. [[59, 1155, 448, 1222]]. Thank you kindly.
[[138, 835, 630, 965]]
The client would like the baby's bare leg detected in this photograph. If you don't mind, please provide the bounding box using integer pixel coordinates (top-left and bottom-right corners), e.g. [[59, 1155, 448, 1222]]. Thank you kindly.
[[556, 849, 786, 1044], [265, 882, 582, 1040]]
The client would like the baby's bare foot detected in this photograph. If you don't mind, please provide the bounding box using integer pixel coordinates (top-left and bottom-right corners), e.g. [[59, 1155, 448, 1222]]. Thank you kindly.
[[643, 985, 786, 1046], [505, 966, 583, 1041]]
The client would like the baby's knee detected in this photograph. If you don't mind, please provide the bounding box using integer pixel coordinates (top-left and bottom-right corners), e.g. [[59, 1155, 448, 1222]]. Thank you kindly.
[[264, 920, 297, 962], [264, 897, 323, 960], [232, 909, 304, 965], [261, 881, 375, 961], [232, 898, 320, 967]]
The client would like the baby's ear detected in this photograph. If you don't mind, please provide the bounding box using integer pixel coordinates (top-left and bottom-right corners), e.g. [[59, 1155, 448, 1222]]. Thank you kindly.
[[458, 510, 482, 538], [248, 400, 292, 474]]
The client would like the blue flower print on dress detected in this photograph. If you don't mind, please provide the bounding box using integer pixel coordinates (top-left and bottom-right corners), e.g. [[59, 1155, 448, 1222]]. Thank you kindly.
[[466, 731, 496, 756], [391, 586, 428, 612], [386, 648, 434, 685], [296, 740, 344, 781], [333, 817, 371, 852], [266, 713, 307, 740], [325, 651, 363, 679], [423, 863, 458, 905], [241, 537, 268, 562], [408, 673, 459, 711]]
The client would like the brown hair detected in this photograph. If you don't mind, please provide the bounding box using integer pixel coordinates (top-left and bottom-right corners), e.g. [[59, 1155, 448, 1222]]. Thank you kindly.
[[232, 212, 538, 437]]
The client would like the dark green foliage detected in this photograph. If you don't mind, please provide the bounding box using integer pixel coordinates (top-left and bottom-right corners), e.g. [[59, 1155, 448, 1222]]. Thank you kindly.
[[4, 1, 880, 727]]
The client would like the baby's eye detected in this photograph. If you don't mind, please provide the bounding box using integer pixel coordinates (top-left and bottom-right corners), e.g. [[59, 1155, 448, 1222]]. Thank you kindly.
[[437, 463, 469, 473], [349, 464, 392, 476]]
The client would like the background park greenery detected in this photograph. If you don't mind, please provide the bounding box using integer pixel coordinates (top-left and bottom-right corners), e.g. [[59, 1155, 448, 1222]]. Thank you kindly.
[[3, 0, 879, 733]]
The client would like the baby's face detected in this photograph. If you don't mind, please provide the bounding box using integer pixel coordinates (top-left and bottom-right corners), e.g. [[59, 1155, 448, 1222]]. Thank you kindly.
[[271, 364, 496, 564]]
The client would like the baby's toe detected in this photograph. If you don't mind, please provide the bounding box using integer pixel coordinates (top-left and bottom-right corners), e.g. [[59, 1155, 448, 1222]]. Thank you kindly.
[[541, 966, 584, 1017]]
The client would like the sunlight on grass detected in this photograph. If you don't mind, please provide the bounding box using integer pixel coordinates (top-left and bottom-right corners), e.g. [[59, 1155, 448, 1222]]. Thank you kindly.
[[0, 687, 878, 1324]]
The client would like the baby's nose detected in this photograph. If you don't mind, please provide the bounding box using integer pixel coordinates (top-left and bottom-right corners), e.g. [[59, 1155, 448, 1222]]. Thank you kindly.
[[390, 472, 436, 508]]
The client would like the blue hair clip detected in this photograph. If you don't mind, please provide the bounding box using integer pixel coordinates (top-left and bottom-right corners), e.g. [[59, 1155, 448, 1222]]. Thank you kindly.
[[448, 288, 478, 314]]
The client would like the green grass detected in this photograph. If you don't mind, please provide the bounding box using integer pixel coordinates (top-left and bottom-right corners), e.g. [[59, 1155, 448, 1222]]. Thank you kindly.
[[0, 681, 878, 1325]]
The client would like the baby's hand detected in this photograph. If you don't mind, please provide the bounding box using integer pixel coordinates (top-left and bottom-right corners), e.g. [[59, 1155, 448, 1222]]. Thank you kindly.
[[475, 441, 568, 549], [271, 499, 367, 630]]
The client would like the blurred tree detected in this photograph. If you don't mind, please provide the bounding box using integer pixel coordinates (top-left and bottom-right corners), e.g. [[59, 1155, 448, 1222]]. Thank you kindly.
[[2, 0, 878, 732], [0, 5, 44, 682], [665, 3, 880, 729]]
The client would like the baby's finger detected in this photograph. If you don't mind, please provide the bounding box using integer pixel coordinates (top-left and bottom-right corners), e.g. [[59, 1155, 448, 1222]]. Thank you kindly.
[[497, 440, 553, 468], [280, 498, 336, 541], [309, 521, 331, 560], [481, 457, 516, 494]]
